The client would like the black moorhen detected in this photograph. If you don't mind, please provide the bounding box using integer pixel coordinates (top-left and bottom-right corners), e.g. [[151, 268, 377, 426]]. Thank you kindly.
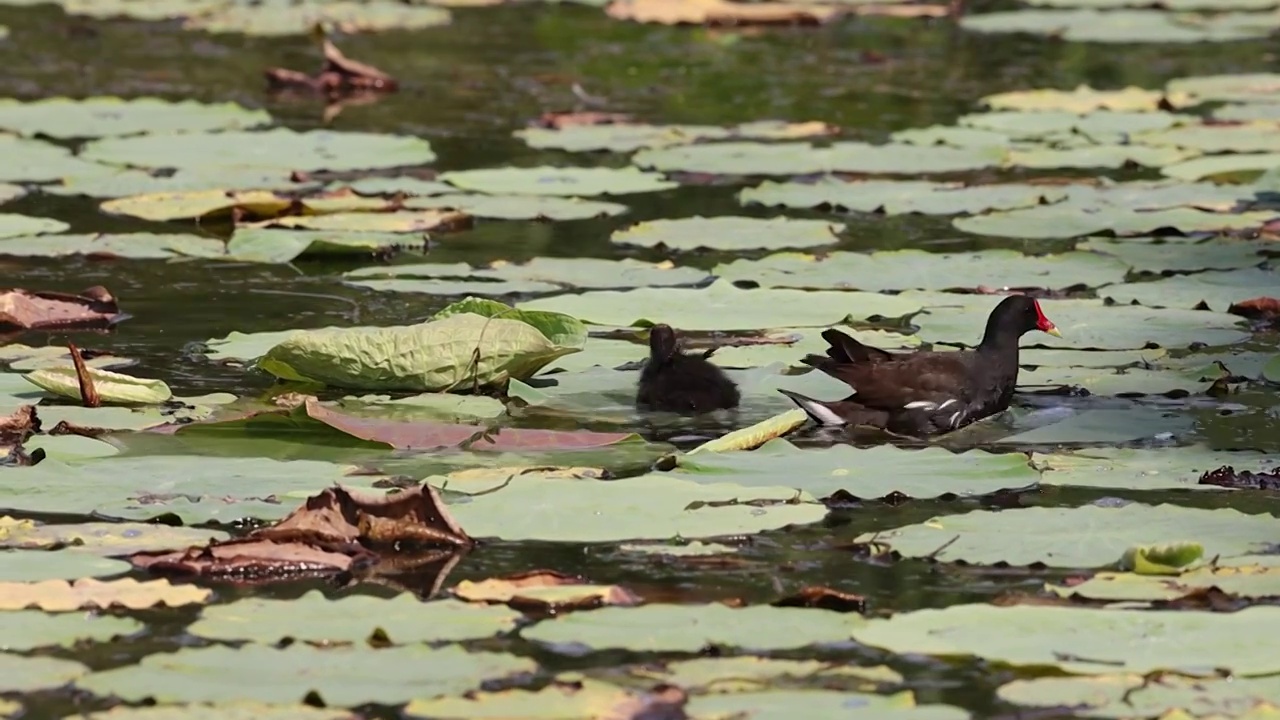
[[636, 324, 741, 414], [779, 295, 1061, 436]]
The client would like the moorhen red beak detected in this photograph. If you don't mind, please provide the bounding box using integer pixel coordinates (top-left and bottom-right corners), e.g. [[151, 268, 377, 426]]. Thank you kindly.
[[780, 295, 1061, 436], [636, 324, 741, 414]]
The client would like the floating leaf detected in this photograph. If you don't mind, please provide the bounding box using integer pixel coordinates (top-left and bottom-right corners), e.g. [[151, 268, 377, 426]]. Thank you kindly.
[[0, 549, 129, 581], [403, 193, 628, 220], [0, 232, 227, 259], [0, 214, 68, 238], [345, 257, 711, 295], [0, 97, 270, 139], [0, 517, 230, 556], [611, 215, 843, 252], [440, 167, 676, 196], [999, 673, 1280, 719], [0, 577, 211, 611], [1034, 446, 1280, 490], [856, 503, 1278, 567], [0, 611, 140, 651], [981, 85, 1181, 112], [954, 204, 1273, 239], [1079, 236, 1271, 273], [0, 654, 87, 693], [1102, 267, 1280, 310], [24, 366, 172, 404], [740, 178, 1064, 215], [959, 8, 1275, 42], [0, 135, 112, 182], [633, 140, 1004, 176]]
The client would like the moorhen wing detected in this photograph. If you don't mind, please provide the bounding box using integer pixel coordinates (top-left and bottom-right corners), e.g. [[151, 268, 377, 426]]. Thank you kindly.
[[779, 295, 1061, 436], [636, 324, 740, 414]]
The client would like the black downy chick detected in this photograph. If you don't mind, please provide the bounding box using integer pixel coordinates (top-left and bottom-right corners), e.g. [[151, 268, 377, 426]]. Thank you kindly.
[[636, 324, 741, 414]]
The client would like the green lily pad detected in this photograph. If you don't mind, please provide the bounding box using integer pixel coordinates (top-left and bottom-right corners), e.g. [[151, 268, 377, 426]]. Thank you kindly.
[[522, 603, 851, 653], [981, 85, 1177, 113], [688, 692, 969, 720], [953, 204, 1273, 239], [65, 704, 356, 720], [714, 249, 1127, 291], [1018, 366, 1208, 396], [676, 438, 1037, 500], [631, 656, 903, 690], [1058, 180, 1259, 211], [1138, 122, 1280, 153], [0, 183, 26, 204], [519, 280, 921, 330], [0, 97, 270, 139], [439, 167, 676, 196], [0, 345, 134, 372], [1019, 347, 1166, 368], [1213, 102, 1280, 121], [958, 109, 1193, 141], [216, 228, 421, 264], [188, 592, 522, 644], [45, 167, 315, 198], [1034, 446, 1279, 490], [1048, 560, 1280, 604], [344, 258, 712, 295], [258, 311, 585, 391], [958, 8, 1276, 42], [0, 213, 68, 237], [448, 472, 825, 542], [891, 125, 1012, 148], [0, 518, 230, 556], [856, 503, 1279, 567], [1078, 236, 1271, 273], [514, 120, 834, 153], [338, 392, 507, 422], [850, 602, 1280, 676], [0, 654, 87, 693], [1102, 267, 1280, 310], [1161, 152, 1280, 181], [633, 141, 1004, 176], [611, 216, 842, 252], [0, 550, 131, 581], [998, 673, 1280, 719], [740, 178, 1064, 215], [911, 295, 1248, 349], [403, 193, 628, 220], [1166, 72, 1280, 104], [253, 210, 460, 234], [24, 434, 122, 461], [992, 407, 1196, 445], [0, 611, 140, 651], [24, 366, 173, 404], [331, 177, 455, 196], [78, 644, 535, 705], [0, 456, 387, 524], [0, 136, 110, 182], [1006, 144, 1196, 170], [0, 232, 228, 259], [81, 129, 435, 173], [182, 0, 452, 35]]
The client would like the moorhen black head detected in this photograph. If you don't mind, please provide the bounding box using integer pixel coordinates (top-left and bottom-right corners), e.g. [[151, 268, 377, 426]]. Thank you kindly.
[[636, 324, 741, 414], [779, 295, 1061, 436]]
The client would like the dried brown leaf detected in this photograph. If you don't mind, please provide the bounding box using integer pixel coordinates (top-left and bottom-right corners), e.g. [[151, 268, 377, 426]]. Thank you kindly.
[[0, 286, 123, 331]]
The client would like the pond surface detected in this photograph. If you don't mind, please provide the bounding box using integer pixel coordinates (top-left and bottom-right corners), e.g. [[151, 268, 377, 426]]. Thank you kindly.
[[1, 2, 1280, 718]]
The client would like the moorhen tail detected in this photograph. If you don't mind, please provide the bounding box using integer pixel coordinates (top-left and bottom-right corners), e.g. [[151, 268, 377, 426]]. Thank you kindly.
[[781, 295, 1061, 436], [636, 324, 741, 414]]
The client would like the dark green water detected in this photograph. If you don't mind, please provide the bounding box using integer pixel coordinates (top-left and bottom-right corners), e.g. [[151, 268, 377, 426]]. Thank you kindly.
[[2, 3, 1280, 718]]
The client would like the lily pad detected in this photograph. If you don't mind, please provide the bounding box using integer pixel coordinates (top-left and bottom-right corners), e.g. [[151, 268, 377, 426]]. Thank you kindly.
[[0, 213, 68, 238], [0, 97, 270, 139], [258, 311, 586, 391], [0, 183, 26, 204], [78, 644, 535, 706], [0, 611, 140, 651], [344, 257, 712, 295], [1166, 73, 1280, 105], [1161, 152, 1280, 181], [612, 215, 842, 252], [740, 178, 1064, 215], [45, 167, 315, 198], [217, 229, 421, 264], [714, 249, 1127, 291], [182, 0, 452, 35], [676, 438, 1037, 500], [688, 691, 969, 720], [0, 550, 130, 581], [514, 120, 835, 153], [953, 204, 1274, 239], [81, 128, 436, 173], [981, 85, 1179, 112], [522, 603, 851, 653], [1034, 446, 1280, 490], [65, 704, 355, 720], [0, 654, 87, 693], [448, 472, 826, 542], [439, 167, 676, 196], [633, 141, 1004, 176], [0, 455, 388, 524], [0, 233, 228, 259], [519, 280, 921, 330], [188, 592, 521, 644], [0, 135, 110, 182], [998, 673, 1280, 719], [850, 603, 1280, 676], [1078, 236, 1271, 273], [253, 209, 463, 234], [855, 503, 1279, 567], [0, 518, 230, 556], [958, 8, 1276, 43], [24, 366, 173, 404], [403, 193, 628, 220], [1019, 366, 1210, 396], [1101, 267, 1280, 310]]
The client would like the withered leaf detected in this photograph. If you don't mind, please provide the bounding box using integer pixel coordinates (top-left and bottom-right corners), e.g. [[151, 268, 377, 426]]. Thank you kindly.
[[772, 585, 867, 614], [0, 285, 124, 331], [0, 405, 38, 446], [265, 38, 397, 98], [129, 484, 472, 585], [532, 111, 635, 129], [607, 0, 843, 25], [1199, 465, 1280, 490]]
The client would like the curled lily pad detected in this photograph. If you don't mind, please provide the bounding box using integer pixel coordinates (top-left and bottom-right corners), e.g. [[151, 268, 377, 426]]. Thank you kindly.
[[0, 97, 270, 139], [24, 366, 172, 404]]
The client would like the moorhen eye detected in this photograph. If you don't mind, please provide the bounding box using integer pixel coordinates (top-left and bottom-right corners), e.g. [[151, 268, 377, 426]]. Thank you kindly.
[[779, 295, 1062, 437], [635, 324, 740, 415]]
